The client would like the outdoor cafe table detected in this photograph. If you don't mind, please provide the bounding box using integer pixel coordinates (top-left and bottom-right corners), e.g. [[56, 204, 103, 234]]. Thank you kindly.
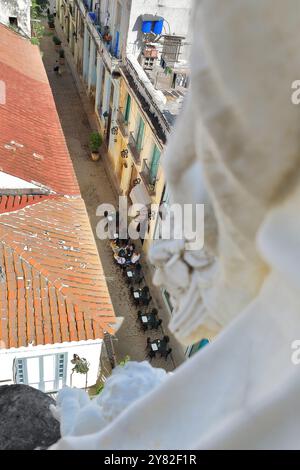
[[133, 290, 141, 299], [126, 267, 143, 285], [150, 339, 167, 354], [140, 313, 157, 329]]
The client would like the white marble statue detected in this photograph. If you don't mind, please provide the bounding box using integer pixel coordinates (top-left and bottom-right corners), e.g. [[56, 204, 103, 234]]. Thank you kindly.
[[50, 0, 300, 449]]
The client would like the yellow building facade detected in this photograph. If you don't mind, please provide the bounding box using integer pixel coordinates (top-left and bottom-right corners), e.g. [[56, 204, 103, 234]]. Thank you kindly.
[[106, 75, 166, 254]]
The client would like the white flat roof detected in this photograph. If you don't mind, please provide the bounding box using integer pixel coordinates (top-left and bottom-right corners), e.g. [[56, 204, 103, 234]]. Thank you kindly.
[[0, 171, 40, 190]]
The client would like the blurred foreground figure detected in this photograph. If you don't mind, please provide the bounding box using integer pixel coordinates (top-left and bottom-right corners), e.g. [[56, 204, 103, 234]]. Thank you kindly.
[[51, 0, 300, 449]]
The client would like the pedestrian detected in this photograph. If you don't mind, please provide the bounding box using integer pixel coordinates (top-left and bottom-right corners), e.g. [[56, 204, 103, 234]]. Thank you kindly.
[[114, 253, 126, 266], [131, 251, 141, 265], [53, 61, 61, 76]]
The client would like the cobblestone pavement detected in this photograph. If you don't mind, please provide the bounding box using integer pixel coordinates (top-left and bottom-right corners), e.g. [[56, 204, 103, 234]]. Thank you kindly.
[[40, 27, 185, 373]]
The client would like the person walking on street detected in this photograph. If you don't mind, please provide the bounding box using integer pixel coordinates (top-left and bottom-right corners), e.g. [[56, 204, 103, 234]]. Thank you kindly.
[[53, 61, 61, 76]]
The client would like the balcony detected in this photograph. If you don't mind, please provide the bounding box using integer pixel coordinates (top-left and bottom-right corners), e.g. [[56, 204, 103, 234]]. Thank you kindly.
[[140, 160, 157, 195], [116, 110, 129, 137], [83, 2, 122, 73], [128, 132, 142, 165]]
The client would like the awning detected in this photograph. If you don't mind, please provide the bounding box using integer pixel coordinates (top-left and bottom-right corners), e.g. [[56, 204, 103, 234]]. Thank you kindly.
[[129, 182, 151, 207]]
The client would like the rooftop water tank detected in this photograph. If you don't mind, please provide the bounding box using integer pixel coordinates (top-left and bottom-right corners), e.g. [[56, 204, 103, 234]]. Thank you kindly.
[[141, 20, 152, 33], [153, 19, 164, 35]]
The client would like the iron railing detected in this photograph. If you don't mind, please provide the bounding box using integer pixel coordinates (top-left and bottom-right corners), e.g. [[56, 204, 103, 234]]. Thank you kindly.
[[116, 110, 129, 137], [140, 160, 157, 195], [76, 0, 122, 73], [128, 132, 142, 164]]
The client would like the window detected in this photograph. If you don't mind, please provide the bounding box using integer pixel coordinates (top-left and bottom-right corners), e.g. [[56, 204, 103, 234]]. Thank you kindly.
[[143, 57, 155, 70], [188, 339, 210, 357], [15, 353, 67, 392], [135, 116, 145, 152], [9, 17, 18, 28], [80, 18, 84, 37], [163, 289, 174, 313], [15, 359, 25, 384], [58, 354, 65, 379], [109, 81, 115, 108], [149, 144, 161, 185], [124, 93, 131, 123], [99, 67, 106, 112]]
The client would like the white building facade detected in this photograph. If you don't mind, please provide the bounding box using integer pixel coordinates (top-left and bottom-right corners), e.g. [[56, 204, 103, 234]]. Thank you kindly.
[[0, 340, 102, 392], [0, 0, 31, 37]]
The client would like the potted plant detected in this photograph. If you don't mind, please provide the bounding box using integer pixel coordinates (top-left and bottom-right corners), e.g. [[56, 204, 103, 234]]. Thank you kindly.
[[52, 35, 62, 51], [48, 13, 55, 29], [89, 132, 102, 161], [59, 49, 65, 65], [103, 32, 112, 43], [71, 354, 90, 388], [71, 355, 90, 375], [103, 25, 112, 43], [164, 66, 173, 75]]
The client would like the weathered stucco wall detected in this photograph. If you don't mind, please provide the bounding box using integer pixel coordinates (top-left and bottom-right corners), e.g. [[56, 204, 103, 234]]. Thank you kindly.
[[127, 0, 193, 61], [0, 0, 31, 37]]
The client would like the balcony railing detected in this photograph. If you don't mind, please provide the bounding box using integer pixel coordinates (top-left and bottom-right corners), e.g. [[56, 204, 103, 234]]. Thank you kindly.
[[128, 132, 142, 164], [140, 160, 157, 195], [116, 110, 129, 137], [81, 1, 121, 73]]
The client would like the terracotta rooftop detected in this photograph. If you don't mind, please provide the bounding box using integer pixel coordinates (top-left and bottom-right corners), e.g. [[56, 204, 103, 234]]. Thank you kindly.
[[0, 197, 116, 348], [0, 26, 116, 348], [0, 195, 56, 214], [0, 25, 79, 195]]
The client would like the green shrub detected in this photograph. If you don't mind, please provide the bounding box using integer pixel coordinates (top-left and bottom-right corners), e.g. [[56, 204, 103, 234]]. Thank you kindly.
[[119, 355, 130, 367], [89, 132, 102, 152], [47, 12, 54, 27], [31, 37, 40, 45], [59, 49, 65, 58], [95, 382, 105, 395], [71, 356, 90, 374], [52, 35, 61, 45], [164, 66, 173, 75]]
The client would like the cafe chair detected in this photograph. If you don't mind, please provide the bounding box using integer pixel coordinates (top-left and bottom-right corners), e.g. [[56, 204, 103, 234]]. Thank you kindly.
[[140, 322, 148, 333], [161, 348, 172, 360], [145, 337, 151, 352], [152, 318, 162, 330], [136, 310, 143, 323], [146, 349, 156, 362], [141, 296, 152, 307]]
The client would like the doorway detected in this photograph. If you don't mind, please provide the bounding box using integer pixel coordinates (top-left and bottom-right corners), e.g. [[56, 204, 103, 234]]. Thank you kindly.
[[106, 82, 115, 145]]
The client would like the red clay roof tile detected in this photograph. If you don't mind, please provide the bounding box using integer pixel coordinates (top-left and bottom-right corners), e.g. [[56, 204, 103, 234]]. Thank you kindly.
[[0, 25, 79, 195], [0, 197, 116, 348], [0, 26, 116, 348], [0, 195, 57, 214]]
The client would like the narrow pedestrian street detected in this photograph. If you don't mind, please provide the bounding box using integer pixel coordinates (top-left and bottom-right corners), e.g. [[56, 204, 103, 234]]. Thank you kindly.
[[40, 29, 183, 372]]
